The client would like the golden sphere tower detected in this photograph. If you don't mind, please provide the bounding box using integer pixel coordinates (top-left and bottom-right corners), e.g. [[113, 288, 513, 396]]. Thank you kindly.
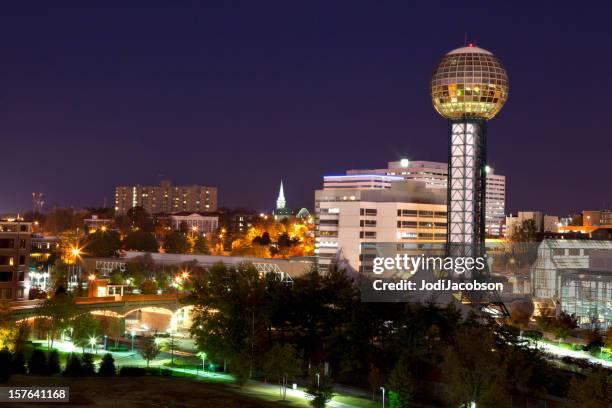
[[431, 44, 508, 260]]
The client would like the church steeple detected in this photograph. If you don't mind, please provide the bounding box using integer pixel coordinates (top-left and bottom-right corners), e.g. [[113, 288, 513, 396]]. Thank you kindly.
[[276, 180, 286, 210]]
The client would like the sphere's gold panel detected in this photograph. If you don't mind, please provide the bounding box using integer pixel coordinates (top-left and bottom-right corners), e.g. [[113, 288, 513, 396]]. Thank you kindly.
[[431, 45, 508, 120]]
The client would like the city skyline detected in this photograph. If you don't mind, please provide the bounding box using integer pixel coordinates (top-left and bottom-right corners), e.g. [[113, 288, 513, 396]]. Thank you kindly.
[[2, 2, 612, 215]]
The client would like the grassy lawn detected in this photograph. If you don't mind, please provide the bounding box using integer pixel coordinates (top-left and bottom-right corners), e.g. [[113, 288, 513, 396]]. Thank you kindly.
[[332, 394, 379, 408], [4, 375, 300, 408]]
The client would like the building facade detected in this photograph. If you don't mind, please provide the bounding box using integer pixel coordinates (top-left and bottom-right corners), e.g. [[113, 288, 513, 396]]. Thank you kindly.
[[115, 180, 217, 215], [0, 220, 32, 300], [169, 212, 219, 234], [530, 239, 612, 327], [505, 211, 559, 237], [347, 160, 506, 236], [315, 181, 447, 273]]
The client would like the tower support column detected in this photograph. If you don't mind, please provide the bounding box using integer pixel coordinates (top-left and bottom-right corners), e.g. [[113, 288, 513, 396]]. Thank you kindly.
[[447, 119, 487, 269]]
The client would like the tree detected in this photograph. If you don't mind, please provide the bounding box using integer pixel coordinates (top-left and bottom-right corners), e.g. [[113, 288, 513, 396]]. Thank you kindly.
[[11, 351, 26, 374], [441, 326, 510, 407], [63, 354, 82, 376], [605, 326, 612, 349], [28, 349, 48, 375], [108, 269, 125, 285], [138, 336, 160, 368], [387, 361, 415, 408], [124, 206, 155, 232], [139, 279, 157, 295], [262, 344, 303, 400], [0, 350, 11, 382], [98, 353, 116, 376], [163, 232, 190, 254], [511, 219, 538, 243], [230, 352, 251, 387], [71, 313, 100, 353], [47, 350, 60, 375], [193, 235, 210, 255], [37, 292, 76, 349], [123, 231, 158, 252], [189, 262, 270, 373], [81, 353, 95, 375], [569, 369, 612, 408], [368, 365, 383, 401], [551, 312, 578, 341], [81, 230, 121, 257], [305, 371, 334, 408]]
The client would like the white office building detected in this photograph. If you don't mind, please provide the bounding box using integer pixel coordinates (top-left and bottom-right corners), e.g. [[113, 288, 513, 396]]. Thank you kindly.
[[346, 159, 506, 236], [315, 180, 447, 273]]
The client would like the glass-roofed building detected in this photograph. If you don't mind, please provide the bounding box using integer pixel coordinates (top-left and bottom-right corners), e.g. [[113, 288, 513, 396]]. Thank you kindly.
[[531, 239, 612, 327]]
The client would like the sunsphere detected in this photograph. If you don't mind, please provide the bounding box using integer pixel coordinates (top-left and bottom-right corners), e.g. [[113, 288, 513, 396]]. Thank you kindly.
[[431, 44, 508, 120]]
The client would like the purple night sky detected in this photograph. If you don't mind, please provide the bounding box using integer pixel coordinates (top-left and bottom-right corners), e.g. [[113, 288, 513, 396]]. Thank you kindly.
[[1, 1, 611, 215]]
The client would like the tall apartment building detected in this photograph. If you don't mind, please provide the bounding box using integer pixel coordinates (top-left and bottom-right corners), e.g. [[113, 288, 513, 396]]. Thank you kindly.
[[315, 180, 447, 273], [0, 220, 32, 300], [115, 180, 217, 215], [346, 159, 506, 236]]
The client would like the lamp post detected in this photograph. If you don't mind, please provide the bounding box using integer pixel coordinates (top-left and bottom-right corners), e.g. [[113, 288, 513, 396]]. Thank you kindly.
[[316, 373, 320, 389], [130, 330, 136, 352], [89, 336, 96, 354], [198, 351, 207, 374], [380, 387, 385, 408]]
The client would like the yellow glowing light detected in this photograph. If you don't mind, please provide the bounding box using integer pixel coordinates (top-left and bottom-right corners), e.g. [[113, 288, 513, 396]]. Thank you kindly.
[[88, 274, 96, 281]]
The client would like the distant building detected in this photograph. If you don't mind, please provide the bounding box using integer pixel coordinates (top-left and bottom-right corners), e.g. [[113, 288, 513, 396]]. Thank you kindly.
[[273, 181, 293, 221], [505, 211, 559, 237], [114, 180, 217, 215], [315, 180, 447, 273], [557, 210, 612, 238], [83, 214, 114, 231], [346, 160, 506, 236], [220, 210, 256, 234], [583, 210, 612, 226], [169, 212, 219, 234], [531, 239, 612, 327], [0, 219, 32, 300]]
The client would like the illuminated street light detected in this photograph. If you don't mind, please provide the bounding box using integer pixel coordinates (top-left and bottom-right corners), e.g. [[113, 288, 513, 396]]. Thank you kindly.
[[181, 271, 189, 280], [130, 330, 136, 352], [88, 274, 96, 281], [89, 336, 97, 353], [198, 351, 207, 373], [380, 387, 385, 408], [70, 247, 81, 257]]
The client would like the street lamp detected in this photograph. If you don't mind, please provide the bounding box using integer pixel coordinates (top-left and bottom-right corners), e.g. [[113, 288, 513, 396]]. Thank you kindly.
[[130, 330, 136, 352], [198, 351, 207, 374], [70, 246, 82, 286], [89, 336, 96, 354], [316, 373, 320, 389], [380, 387, 385, 408]]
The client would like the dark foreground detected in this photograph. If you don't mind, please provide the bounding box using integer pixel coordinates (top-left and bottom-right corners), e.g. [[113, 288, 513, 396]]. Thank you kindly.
[[2, 376, 286, 408]]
